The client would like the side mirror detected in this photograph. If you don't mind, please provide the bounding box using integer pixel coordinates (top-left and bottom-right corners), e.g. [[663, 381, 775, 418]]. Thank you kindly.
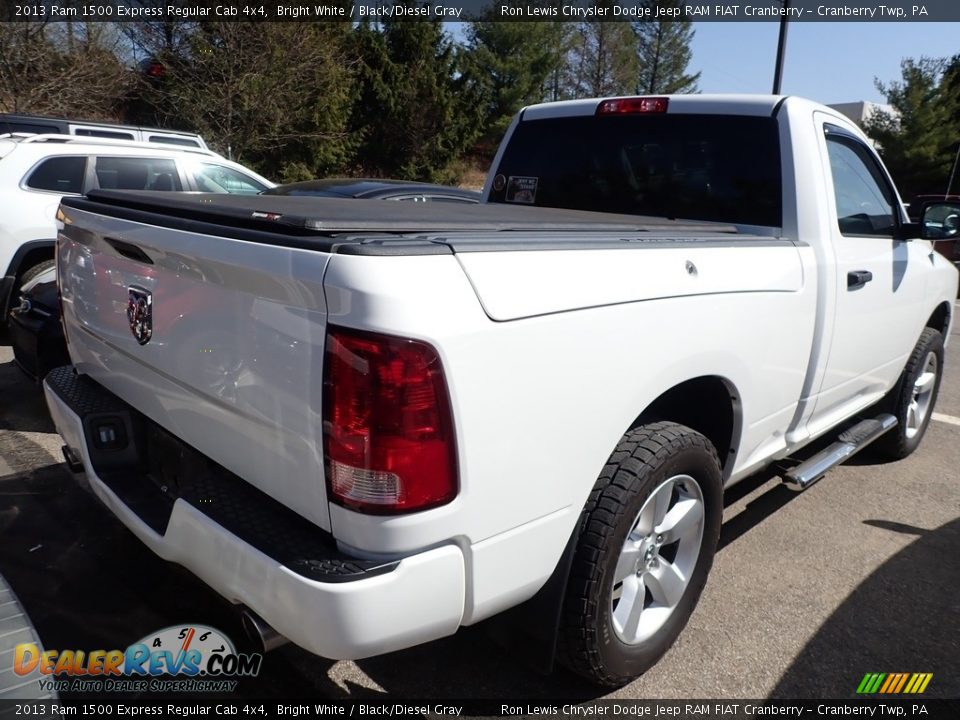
[[920, 201, 960, 240]]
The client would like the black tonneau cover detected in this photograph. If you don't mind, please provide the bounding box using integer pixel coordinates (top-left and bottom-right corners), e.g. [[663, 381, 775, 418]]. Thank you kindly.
[[61, 190, 764, 256]]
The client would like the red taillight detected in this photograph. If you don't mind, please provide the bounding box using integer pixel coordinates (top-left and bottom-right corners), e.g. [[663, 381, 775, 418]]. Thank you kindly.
[[596, 97, 669, 115], [322, 325, 457, 514], [144, 60, 165, 79]]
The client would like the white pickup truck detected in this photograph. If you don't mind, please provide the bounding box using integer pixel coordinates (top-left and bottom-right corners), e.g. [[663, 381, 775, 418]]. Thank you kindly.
[[45, 95, 958, 686]]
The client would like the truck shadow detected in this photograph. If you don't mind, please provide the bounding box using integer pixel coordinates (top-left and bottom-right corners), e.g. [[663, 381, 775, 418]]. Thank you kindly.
[[717, 468, 796, 551], [3, 454, 954, 702], [1, 336, 948, 702], [0, 358, 56, 434], [771, 516, 960, 699]]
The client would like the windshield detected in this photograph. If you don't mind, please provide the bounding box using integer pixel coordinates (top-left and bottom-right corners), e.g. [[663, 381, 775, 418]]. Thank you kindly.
[[489, 113, 782, 227]]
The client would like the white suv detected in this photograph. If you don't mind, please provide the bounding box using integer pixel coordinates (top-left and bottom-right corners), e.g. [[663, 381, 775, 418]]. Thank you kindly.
[[0, 134, 273, 323]]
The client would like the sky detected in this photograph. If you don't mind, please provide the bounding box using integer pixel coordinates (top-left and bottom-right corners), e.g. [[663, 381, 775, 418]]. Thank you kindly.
[[449, 21, 960, 106], [692, 22, 960, 105]]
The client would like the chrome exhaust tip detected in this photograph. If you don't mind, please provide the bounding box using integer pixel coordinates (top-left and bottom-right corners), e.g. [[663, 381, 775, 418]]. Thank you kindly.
[[240, 607, 288, 653], [61, 445, 84, 473]]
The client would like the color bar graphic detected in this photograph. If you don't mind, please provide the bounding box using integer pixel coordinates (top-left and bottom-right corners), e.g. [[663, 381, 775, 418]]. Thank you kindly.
[[857, 673, 933, 694]]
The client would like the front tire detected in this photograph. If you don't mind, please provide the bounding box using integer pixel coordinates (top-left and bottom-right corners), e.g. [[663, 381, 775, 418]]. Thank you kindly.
[[558, 422, 723, 687], [875, 328, 944, 460], [18, 258, 56, 290]]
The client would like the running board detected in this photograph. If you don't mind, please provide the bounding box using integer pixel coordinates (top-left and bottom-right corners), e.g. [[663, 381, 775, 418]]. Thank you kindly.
[[783, 414, 898, 490]]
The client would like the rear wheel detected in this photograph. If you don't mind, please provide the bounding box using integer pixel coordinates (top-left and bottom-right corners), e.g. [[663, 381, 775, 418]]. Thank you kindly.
[[558, 422, 723, 687], [875, 328, 944, 460]]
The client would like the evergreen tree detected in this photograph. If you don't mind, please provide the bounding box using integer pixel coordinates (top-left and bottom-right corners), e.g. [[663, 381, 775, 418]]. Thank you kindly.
[[352, 15, 483, 182], [461, 15, 566, 146], [634, 1, 700, 94], [863, 57, 960, 199]]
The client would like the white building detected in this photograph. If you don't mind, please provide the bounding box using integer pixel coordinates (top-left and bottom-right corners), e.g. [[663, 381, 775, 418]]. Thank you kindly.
[[827, 101, 897, 128]]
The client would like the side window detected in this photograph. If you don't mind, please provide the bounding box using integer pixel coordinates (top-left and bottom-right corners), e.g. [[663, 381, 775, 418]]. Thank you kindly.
[[193, 164, 265, 194], [25, 156, 86, 193], [148, 136, 200, 148], [825, 133, 898, 237], [95, 157, 182, 191], [74, 129, 135, 141], [2, 122, 61, 135]]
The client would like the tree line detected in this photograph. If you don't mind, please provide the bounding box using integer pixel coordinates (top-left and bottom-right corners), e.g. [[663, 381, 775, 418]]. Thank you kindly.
[[1, 8, 957, 198], [0, 4, 698, 183], [863, 56, 960, 201]]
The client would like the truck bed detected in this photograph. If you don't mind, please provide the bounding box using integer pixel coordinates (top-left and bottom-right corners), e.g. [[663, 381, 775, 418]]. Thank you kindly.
[[61, 190, 759, 255]]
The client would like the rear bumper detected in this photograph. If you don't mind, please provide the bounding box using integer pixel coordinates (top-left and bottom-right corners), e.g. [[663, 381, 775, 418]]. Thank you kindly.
[[43, 368, 466, 660]]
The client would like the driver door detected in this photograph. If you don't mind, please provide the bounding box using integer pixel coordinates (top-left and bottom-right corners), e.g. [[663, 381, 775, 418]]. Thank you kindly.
[[807, 118, 929, 436]]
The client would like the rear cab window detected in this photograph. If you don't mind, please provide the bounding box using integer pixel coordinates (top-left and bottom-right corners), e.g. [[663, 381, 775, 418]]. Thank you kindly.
[[489, 113, 782, 227], [25, 156, 87, 194]]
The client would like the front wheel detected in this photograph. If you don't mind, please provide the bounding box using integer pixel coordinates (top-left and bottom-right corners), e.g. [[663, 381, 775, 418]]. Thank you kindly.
[[558, 422, 723, 687], [18, 258, 56, 290], [874, 328, 944, 460]]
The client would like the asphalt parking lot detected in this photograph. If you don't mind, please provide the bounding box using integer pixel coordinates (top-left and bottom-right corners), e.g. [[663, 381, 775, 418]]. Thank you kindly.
[[0, 312, 958, 703]]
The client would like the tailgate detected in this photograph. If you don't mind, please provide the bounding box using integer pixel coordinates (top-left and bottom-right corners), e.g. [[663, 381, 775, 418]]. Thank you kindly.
[[57, 203, 334, 531]]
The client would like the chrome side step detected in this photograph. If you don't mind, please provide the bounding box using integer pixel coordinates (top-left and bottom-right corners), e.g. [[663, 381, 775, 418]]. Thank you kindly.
[[783, 414, 898, 490]]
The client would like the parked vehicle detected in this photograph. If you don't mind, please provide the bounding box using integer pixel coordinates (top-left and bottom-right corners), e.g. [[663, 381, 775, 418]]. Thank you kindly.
[[906, 193, 960, 221], [7, 178, 474, 381], [0, 134, 273, 326], [0, 113, 208, 149], [263, 178, 481, 203], [45, 95, 958, 687], [7, 265, 64, 381]]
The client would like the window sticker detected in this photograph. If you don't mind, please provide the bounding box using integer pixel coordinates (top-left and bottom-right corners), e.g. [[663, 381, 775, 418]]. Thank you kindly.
[[505, 176, 538, 204]]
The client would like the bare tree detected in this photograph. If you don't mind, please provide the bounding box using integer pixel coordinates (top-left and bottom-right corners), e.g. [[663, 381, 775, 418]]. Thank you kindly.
[[131, 22, 359, 178], [0, 21, 132, 119]]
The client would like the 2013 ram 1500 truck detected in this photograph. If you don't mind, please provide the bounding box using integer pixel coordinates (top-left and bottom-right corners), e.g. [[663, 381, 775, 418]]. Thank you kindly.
[[45, 95, 958, 686]]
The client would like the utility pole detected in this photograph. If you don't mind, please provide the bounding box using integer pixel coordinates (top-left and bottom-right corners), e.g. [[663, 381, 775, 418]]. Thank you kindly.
[[946, 142, 960, 197], [772, 0, 791, 94]]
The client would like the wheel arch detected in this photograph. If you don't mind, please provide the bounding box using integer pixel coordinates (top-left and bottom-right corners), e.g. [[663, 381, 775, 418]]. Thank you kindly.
[[1, 239, 56, 319], [925, 301, 951, 339], [486, 376, 741, 674], [629, 375, 742, 481], [5, 239, 55, 280]]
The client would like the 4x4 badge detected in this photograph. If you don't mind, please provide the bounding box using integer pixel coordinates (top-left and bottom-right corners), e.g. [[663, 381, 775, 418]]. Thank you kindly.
[[127, 286, 153, 345]]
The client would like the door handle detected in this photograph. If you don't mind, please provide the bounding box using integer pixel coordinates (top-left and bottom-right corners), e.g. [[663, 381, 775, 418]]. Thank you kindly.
[[847, 270, 873, 289]]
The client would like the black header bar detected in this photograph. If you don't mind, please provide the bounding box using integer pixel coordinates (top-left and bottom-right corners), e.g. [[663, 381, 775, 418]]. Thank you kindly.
[[1, 699, 959, 719], [5, 0, 960, 23]]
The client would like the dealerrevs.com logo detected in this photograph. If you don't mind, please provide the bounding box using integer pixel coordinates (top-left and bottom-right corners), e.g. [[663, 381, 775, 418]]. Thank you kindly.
[[14, 624, 262, 693]]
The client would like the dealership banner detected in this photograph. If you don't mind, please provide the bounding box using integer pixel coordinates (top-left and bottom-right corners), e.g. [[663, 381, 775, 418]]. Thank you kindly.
[[6, 0, 960, 23]]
